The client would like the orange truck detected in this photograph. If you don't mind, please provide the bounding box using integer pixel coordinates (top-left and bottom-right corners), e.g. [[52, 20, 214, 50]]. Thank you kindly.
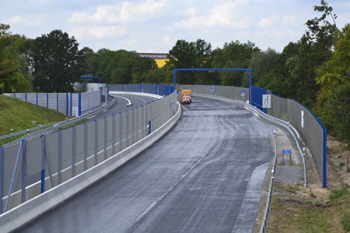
[[179, 89, 192, 104]]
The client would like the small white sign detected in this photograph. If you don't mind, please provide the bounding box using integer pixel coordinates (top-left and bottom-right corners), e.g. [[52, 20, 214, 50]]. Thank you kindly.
[[262, 94, 271, 108]]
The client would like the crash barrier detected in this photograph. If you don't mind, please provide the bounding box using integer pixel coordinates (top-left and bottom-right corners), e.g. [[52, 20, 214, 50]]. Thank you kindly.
[[178, 84, 327, 188], [0, 87, 179, 232], [259, 132, 278, 233], [3, 84, 109, 117]]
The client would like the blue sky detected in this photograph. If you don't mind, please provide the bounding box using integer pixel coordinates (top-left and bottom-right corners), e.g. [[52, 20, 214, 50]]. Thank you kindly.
[[1, 0, 349, 53]]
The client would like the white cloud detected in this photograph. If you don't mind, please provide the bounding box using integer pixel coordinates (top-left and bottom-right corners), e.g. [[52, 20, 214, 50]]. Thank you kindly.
[[69, 26, 126, 40], [4, 14, 46, 27], [258, 15, 278, 28]]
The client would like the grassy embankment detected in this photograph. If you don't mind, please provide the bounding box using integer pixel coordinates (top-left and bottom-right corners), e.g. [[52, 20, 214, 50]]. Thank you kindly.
[[0, 95, 69, 143], [268, 139, 350, 233]]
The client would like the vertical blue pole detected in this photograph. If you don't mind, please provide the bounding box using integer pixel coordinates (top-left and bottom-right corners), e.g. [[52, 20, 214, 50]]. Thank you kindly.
[[78, 93, 82, 116], [66, 93, 69, 115], [249, 70, 252, 105], [71, 126, 75, 177], [104, 117, 107, 160], [112, 114, 115, 155], [84, 122, 87, 171], [94, 120, 98, 165], [36, 93, 38, 105], [40, 135, 45, 193], [58, 130, 62, 185], [70, 93, 73, 116], [0, 146, 3, 214], [323, 127, 328, 188], [173, 70, 177, 90], [21, 140, 26, 203], [57, 93, 59, 111], [25, 93, 27, 102], [47, 93, 49, 109]]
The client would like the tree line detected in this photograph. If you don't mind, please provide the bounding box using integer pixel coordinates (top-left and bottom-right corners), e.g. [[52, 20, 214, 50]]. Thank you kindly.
[[0, 1, 349, 141]]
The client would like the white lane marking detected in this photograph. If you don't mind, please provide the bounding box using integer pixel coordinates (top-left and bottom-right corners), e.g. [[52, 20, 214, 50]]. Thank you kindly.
[[116, 95, 132, 105]]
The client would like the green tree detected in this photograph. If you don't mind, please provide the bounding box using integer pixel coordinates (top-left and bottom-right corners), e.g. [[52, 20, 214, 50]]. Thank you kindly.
[[32, 30, 82, 92], [168, 39, 212, 84], [212, 40, 259, 87], [282, 0, 338, 108], [0, 24, 31, 93], [314, 24, 350, 140]]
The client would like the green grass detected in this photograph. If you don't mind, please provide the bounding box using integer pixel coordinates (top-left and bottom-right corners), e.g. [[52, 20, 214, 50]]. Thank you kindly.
[[269, 184, 350, 233], [0, 95, 69, 137]]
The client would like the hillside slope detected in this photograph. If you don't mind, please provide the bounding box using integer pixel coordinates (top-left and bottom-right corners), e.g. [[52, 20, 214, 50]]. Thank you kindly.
[[0, 95, 68, 136]]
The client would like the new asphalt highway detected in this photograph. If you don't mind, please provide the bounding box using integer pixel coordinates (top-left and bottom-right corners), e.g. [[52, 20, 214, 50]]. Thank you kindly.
[[16, 95, 276, 233]]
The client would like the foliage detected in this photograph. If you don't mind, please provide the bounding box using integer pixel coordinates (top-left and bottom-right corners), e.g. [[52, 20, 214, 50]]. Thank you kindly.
[[31, 30, 82, 92], [213, 40, 259, 87], [0, 24, 31, 93], [168, 39, 213, 84], [314, 24, 350, 140]]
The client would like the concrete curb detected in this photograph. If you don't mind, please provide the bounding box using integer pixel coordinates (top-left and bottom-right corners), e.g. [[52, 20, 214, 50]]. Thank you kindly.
[[0, 103, 182, 233]]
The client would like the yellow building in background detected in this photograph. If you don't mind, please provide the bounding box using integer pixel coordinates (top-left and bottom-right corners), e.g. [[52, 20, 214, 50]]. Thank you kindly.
[[137, 52, 169, 68]]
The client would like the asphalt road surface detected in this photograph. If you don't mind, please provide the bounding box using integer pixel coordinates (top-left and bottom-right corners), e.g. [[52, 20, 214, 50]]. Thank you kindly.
[[87, 93, 160, 122], [16, 96, 276, 233]]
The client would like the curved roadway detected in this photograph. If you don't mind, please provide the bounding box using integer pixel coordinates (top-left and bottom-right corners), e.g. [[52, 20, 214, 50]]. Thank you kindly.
[[88, 93, 161, 121], [16, 96, 276, 233]]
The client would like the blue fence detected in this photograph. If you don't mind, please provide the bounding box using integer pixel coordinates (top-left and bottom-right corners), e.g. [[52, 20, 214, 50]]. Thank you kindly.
[[3, 85, 109, 117]]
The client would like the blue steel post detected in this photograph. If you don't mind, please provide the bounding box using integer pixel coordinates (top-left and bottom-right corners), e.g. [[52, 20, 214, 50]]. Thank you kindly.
[[84, 122, 87, 171], [94, 120, 98, 165], [58, 130, 62, 184], [78, 93, 82, 116], [323, 126, 328, 188], [249, 70, 252, 104], [71, 126, 75, 177], [57, 93, 59, 111], [40, 135, 45, 193], [70, 93, 73, 116], [0, 146, 3, 214], [21, 140, 26, 203], [104, 117, 107, 160]]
